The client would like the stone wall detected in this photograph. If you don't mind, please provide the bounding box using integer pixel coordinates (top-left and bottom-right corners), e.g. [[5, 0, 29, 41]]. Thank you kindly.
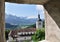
[[44, 10, 60, 42], [0, 0, 5, 42], [44, 0, 60, 42], [5, 0, 48, 4]]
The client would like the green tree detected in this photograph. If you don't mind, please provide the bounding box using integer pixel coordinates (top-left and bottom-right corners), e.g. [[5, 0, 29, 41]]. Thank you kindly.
[[43, 20, 45, 28], [32, 28, 45, 41], [5, 30, 10, 40], [27, 24, 36, 28]]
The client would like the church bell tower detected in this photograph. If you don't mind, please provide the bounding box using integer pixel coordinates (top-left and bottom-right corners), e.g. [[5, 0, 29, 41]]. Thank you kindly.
[[36, 13, 43, 29]]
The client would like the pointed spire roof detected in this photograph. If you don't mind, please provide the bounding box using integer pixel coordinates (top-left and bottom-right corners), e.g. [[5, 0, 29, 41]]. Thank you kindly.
[[38, 13, 42, 21]]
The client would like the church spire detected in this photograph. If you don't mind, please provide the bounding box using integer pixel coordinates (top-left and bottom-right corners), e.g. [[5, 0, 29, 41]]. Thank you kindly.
[[38, 13, 41, 21]]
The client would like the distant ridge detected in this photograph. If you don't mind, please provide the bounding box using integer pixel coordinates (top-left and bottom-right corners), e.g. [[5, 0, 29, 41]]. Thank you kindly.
[[5, 14, 37, 25]]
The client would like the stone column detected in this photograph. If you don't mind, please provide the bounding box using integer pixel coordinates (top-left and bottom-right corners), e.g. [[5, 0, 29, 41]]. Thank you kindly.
[[0, 0, 5, 42], [44, 0, 60, 42]]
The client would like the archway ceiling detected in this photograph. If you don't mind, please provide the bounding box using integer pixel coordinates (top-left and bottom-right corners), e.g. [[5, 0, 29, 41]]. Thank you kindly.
[[5, 0, 48, 4]]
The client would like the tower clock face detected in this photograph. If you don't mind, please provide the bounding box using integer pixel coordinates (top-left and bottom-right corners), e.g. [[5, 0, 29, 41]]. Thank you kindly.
[[39, 22, 41, 25]]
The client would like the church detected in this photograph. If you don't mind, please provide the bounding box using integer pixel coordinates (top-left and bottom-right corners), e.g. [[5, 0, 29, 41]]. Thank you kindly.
[[36, 14, 43, 29]]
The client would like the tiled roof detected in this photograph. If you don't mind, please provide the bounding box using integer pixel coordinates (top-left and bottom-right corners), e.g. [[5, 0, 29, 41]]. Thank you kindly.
[[10, 28, 36, 37], [18, 28, 36, 32], [10, 30, 17, 38]]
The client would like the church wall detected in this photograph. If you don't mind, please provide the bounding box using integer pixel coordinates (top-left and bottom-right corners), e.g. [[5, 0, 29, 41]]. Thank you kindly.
[[36, 21, 43, 29]]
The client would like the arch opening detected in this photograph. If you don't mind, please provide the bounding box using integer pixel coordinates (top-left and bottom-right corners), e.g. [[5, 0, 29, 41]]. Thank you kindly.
[[5, 2, 45, 42]]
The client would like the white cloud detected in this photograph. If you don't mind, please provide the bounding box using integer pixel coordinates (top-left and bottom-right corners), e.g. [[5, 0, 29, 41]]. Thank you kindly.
[[36, 5, 44, 11], [27, 16, 37, 19]]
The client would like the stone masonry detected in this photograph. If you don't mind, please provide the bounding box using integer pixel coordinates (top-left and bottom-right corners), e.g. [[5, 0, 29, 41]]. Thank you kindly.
[[0, 0, 5, 42]]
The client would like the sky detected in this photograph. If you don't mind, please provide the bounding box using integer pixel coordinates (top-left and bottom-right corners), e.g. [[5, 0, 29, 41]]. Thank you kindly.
[[5, 2, 45, 19]]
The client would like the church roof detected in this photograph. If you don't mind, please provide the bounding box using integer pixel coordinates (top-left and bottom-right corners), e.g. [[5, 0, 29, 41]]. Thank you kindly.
[[38, 14, 42, 21], [10, 28, 36, 37], [18, 28, 36, 32]]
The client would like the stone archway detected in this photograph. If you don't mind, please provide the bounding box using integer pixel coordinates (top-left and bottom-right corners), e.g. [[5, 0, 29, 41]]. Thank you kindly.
[[0, 0, 60, 42], [44, 0, 60, 42]]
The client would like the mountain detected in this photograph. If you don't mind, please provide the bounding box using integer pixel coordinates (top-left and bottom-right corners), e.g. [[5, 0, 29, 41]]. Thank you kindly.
[[5, 23, 18, 29], [5, 14, 37, 25]]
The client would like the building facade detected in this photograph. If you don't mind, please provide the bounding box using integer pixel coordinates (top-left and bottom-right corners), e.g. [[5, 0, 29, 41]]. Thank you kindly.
[[36, 14, 43, 29], [8, 28, 36, 42]]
